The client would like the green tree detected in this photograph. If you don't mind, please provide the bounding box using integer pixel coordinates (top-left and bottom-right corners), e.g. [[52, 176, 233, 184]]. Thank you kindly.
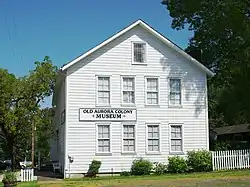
[[162, 0, 250, 127], [36, 107, 55, 163], [0, 56, 57, 170]]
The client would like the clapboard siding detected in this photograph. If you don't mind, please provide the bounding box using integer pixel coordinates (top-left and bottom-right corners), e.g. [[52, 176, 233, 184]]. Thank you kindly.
[[51, 80, 66, 172], [64, 25, 208, 175]]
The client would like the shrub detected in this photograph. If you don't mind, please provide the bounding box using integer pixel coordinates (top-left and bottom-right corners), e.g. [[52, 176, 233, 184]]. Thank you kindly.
[[131, 158, 153, 176], [186, 150, 212, 172], [167, 156, 188, 173], [2, 172, 17, 184], [87, 160, 102, 176], [214, 141, 231, 151], [120, 171, 131, 176], [153, 162, 168, 175]]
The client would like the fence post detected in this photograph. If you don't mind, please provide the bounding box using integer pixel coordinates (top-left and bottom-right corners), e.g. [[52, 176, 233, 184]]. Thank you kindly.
[[211, 151, 215, 171]]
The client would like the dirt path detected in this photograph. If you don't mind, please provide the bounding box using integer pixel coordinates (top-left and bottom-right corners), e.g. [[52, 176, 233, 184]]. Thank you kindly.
[[37, 175, 250, 187]]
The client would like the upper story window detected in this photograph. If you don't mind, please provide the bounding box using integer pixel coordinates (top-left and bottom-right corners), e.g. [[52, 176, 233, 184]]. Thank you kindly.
[[132, 42, 146, 64], [146, 78, 159, 105], [97, 77, 110, 105], [122, 77, 135, 104], [169, 78, 181, 106]]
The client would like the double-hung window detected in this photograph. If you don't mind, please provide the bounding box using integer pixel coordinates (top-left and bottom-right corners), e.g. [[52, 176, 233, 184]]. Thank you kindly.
[[146, 78, 159, 105], [97, 125, 110, 153], [169, 78, 181, 106], [170, 125, 183, 152], [147, 125, 160, 152], [122, 77, 135, 104], [97, 77, 110, 105], [123, 125, 135, 152], [133, 42, 146, 63]]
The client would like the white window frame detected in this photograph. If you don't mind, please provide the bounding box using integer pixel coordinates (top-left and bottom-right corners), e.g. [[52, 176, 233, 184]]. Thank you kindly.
[[121, 76, 136, 106], [122, 123, 136, 154], [146, 123, 161, 154], [168, 77, 183, 107], [96, 75, 111, 106], [131, 41, 147, 64], [145, 77, 159, 105], [169, 123, 184, 154], [96, 123, 112, 155]]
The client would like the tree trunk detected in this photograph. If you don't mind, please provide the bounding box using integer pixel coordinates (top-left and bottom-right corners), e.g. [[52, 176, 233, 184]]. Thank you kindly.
[[31, 122, 35, 168], [6, 139, 14, 171]]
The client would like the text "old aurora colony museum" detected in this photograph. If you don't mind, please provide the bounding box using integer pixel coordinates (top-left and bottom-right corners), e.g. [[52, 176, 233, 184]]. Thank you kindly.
[[79, 108, 137, 121]]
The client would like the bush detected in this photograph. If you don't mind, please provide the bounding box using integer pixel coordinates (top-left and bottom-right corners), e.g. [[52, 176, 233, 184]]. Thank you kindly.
[[153, 162, 168, 175], [2, 171, 17, 184], [87, 160, 102, 176], [131, 158, 153, 176], [120, 171, 131, 176], [186, 150, 212, 172], [167, 156, 188, 173]]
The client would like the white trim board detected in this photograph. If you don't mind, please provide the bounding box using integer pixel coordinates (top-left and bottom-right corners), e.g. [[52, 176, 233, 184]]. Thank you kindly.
[[60, 19, 214, 77]]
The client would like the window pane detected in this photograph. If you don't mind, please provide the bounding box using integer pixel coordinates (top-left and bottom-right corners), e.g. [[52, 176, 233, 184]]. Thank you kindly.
[[170, 79, 180, 92], [153, 145, 159, 151], [147, 78, 157, 91], [98, 91, 110, 104], [170, 93, 181, 105], [98, 91, 109, 98], [129, 145, 135, 151], [123, 78, 134, 91], [148, 140, 159, 151], [148, 145, 153, 151], [123, 139, 135, 151], [124, 145, 129, 151], [123, 91, 134, 103], [124, 140, 129, 146], [103, 146, 109, 152], [171, 126, 182, 139], [148, 125, 159, 138], [129, 140, 134, 146], [171, 140, 182, 151], [124, 125, 134, 138], [148, 126, 153, 133], [134, 43, 145, 63], [153, 140, 159, 146], [98, 77, 109, 91], [98, 125, 110, 139], [147, 92, 158, 104]]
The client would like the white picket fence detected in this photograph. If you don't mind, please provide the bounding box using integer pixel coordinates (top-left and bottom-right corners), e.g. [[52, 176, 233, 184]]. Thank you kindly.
[[20, 168, 34, 182], [211, 149, 250, 171]]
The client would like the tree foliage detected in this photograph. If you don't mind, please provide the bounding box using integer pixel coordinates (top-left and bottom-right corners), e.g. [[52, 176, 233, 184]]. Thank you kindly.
[[0, 56, 57, 169], [162, 0, 250, 127]]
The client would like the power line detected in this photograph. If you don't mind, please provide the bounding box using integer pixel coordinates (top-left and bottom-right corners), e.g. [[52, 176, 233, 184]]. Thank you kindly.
[[1, 0, 24, 66]]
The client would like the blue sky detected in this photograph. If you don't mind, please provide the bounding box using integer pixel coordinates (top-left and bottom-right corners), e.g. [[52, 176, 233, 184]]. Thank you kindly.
[[0, 0, 193, 107]]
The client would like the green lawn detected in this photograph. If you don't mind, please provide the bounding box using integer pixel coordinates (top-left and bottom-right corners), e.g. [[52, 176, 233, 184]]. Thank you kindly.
[[6, 170, 250, 187]]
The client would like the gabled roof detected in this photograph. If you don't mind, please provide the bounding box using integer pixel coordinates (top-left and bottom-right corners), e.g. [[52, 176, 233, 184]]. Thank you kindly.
[[60, 19, 214, 76], [214, 124, 250, 135]]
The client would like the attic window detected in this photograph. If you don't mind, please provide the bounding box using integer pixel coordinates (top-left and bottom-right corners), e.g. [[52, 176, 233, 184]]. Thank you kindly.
[[132, 42, 146, 64]]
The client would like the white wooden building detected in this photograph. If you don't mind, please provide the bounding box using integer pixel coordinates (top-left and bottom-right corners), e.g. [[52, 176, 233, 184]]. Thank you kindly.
[[51, 20, 214, 178]]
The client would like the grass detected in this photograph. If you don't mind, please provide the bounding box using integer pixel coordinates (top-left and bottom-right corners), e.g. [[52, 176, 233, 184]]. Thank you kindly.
[[3, 170, 250, 187]]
